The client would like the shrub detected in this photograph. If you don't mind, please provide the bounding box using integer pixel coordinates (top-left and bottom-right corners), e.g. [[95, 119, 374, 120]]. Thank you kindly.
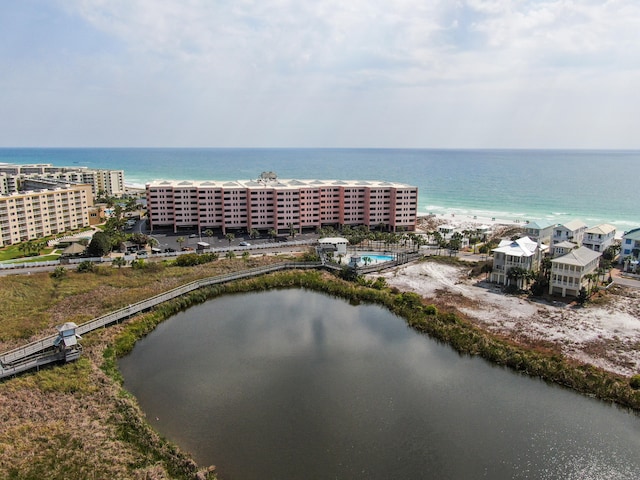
[[504, 284, 519, 295], [130, 259, 146, 269], [424, 304, 438, 316], [174, 253, 200, 267], [577, 287, 589, 305], [76, 260, 96, 273], [630, 375, 640, 390], [50, 266, 67, 279]]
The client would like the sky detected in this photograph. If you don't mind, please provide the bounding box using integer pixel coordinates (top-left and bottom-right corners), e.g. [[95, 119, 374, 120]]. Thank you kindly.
[[1, 0, 639, 149]]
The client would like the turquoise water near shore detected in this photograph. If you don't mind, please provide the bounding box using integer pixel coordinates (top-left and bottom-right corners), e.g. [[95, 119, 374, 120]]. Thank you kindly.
[[1, 148, 638, 230]]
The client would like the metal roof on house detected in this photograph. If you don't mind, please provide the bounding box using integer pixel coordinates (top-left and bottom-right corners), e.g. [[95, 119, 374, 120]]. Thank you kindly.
[[623, 227, 640, 240], [585, 223, 616, 235], [492, 236, 547, 257], [560, 219, 587, 231], [554, 241, 577, 249], [526, 221, 555, 230], [551, 246, 601, 267]]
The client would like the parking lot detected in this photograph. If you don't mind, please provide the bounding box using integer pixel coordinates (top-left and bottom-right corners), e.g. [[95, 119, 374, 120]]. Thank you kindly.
[[136, 220, 319, 253]]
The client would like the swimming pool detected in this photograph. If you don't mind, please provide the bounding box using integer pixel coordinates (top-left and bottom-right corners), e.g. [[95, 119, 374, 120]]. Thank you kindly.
[[355, 252, 395, 263]]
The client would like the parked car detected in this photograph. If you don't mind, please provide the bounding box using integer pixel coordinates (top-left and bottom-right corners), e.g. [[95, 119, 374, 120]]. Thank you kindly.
[[239, 242, 251, 246], [189, 234, 197, 238], [136, 250, 148, 258], [164, 247, 176, 253]]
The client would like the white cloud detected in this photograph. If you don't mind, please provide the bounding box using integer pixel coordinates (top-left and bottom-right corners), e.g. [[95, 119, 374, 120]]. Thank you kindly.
[[1, 0, 639, 146]]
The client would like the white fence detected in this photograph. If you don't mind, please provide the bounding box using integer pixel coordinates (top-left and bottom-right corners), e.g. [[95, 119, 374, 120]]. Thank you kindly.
[[0, 239, 317, 270]]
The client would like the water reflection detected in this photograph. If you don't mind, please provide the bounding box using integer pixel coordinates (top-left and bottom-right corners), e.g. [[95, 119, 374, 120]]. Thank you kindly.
[[120, 290, 640, 480]]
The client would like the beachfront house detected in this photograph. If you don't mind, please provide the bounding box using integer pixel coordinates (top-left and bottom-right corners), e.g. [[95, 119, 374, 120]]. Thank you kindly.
[[551, 240, 577, 258], [582, 224, 616, 253], [548, 246, 601, 298], [490, 236, 548, 289], [523, 221, 555, 245], [551, 220, 587, 246], [620, 227, 640, 266], [437, 224, 457, 240]]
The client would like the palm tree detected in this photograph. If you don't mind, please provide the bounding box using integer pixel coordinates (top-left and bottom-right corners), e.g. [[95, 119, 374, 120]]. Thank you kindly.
[[204, 229, 214, 240], [432, 231, 444, 255], [288, 223, 297, 239], [481, 263, 493, 280], [268, 228, 278, 242], [225, 233, 235, 246], [112, 256, 127, 269], [18, 241, 31, 257], [249, 228, 260, 240], [176, 236, 185, 250], [362, 256, 372, 266], [507, 266, 527, 289], [225, 250, 236, 260]]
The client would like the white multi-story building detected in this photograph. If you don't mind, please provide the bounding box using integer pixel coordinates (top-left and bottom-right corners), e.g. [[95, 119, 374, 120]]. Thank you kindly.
[[490, 236, 548, 288], [523, 220, 555, 245], [551, 219, 588, 246], [0, 184, 93, 247], [620, 228, 640, 265], [146, 174, 418, 234], [549, 246, 601, 297], [582, 223, 616, 253], [0, 163, 125, 198], [551, 241, 577, 258]]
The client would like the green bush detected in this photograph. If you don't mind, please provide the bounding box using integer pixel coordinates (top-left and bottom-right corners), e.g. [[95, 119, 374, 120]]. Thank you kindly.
[[76, 260, 96, 273], [50, 266, 67, 279], [630, 375, 640, 389], [424, 304, 438, 316]]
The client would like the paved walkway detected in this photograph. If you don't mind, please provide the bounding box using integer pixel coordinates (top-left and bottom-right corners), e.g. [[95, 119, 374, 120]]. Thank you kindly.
[[610, 265, 640, 289]]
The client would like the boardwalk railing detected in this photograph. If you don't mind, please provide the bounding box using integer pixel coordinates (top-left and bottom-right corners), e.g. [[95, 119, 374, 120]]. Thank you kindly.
[[1, 253, 413, 378], [0, 262, 321, 372]]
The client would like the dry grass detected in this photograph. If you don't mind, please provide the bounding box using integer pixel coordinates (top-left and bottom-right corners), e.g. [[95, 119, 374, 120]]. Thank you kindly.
[[0, 255, 297, 479], [0, 256, 289, 352]]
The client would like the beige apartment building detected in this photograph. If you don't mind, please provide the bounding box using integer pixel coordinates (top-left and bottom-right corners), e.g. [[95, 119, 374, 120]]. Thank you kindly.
[[0, 184, 93, 247], [146, 176, 418, 234], [0, 163, 125, 198]]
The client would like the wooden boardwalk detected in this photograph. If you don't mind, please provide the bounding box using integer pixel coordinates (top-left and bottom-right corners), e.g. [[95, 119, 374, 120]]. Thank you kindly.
[[1, 254, 417, 380]]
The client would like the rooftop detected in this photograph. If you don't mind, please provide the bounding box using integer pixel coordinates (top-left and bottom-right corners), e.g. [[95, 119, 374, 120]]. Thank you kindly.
[[146, 178, 416, 190], [554, 241, 577, 249], [585, 223, 616, 235], [551, 246, 601, 267], [493, 236, 547, 257], [560, 219, 587, 231], [623, 227, 640, 241], [526, 220, 555, 230]]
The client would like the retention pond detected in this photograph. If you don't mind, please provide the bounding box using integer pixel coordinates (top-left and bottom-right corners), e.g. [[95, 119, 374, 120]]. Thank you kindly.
[[119, 290, 640, 479]]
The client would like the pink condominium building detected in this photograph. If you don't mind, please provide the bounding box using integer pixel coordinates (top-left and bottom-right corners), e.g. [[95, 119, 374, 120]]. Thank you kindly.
[[146, 172, 418, 234]]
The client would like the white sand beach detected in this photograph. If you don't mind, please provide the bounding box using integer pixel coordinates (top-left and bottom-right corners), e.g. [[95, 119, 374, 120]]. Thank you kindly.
[[374, 261, 640, 377]]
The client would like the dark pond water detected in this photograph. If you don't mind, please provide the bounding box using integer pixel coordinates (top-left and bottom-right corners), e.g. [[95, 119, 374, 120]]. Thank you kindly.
[[119, 290, 640, 480]]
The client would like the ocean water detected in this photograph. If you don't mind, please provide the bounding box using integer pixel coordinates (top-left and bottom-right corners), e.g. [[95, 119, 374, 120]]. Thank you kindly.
[[1, 148, 638, 231]]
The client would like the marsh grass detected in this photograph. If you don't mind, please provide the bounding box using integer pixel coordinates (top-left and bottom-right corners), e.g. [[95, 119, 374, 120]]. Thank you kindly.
[[2, 258, 639, 479], [0, 255, 288, 348], [108, 268, 640, 411]]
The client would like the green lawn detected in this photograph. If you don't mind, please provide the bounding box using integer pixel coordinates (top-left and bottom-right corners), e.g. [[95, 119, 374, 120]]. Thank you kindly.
[[0, 246, 59, 262]]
